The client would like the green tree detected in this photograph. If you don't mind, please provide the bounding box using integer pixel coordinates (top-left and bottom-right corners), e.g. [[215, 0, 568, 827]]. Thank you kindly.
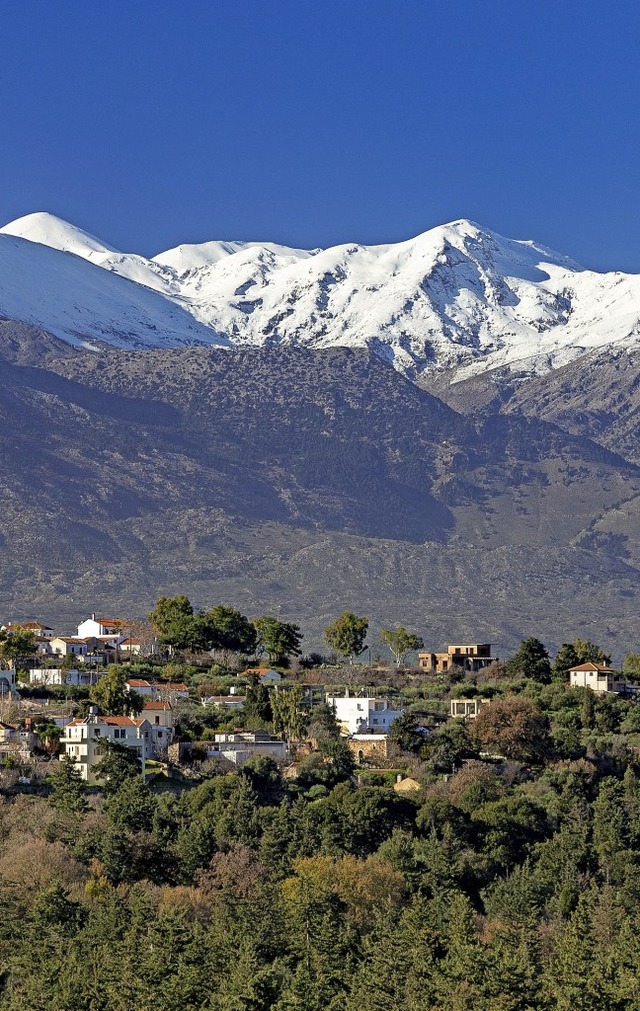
[[147, 594, 205, 651], [379, 626, 424, 666], [244, 679, 273, 724], [271, 684, 308, 741], [252, 615, 302, 663], [240, 755, 286, 805], [204, 604, 257, 656], [505, 637, 552, 682], [573, 638, 611, 665], [324, 611, 368, 663], [388, 711, 426, 753], [90, 665, 142, 716], [553, 642, 580, 679], [622, 653, 640, 679], [105, 776, 157, 833], [94, 740, 142, 793], [0, 627, 36, 668], [48, 756, 89, 813]]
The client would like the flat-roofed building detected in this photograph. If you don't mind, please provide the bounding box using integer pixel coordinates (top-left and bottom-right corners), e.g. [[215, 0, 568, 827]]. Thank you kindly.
[[419, 643, 498, 673]]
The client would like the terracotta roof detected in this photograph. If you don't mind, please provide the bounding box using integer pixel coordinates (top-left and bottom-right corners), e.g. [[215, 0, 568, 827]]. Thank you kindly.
[[142, 701, 172, 711], [67, 715, 139, 728], [127, 679, 153, 687], [163, 682, 188, 691], [569, 662, 615, 673]]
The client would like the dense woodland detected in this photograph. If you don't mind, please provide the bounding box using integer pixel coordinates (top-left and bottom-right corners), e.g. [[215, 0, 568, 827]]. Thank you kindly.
[[6, 630, 640, 1008]]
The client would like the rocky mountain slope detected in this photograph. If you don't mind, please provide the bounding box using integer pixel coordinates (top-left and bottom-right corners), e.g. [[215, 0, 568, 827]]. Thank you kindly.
[[3, 212, 640, 380], [2, 320, 640, 657]]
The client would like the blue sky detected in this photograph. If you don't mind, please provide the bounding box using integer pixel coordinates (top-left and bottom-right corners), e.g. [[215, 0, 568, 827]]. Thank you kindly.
[[2, 0, 640, 270]]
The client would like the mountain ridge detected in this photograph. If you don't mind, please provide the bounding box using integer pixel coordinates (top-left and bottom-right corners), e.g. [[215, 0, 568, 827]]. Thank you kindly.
[[3, 212, 640, 381]]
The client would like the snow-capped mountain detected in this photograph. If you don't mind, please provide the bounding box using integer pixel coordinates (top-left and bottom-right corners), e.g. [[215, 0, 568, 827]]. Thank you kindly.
[[2, 210, 640, 377]]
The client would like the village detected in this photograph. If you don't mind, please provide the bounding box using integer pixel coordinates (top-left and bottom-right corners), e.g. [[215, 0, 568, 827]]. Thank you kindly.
[[3, 611, 640, 1009], [1, 612, 638, 788]]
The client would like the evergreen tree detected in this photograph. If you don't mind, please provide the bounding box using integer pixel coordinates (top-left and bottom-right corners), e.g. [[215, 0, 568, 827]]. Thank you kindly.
[[252, 616, 303, 663], [48, 756, 89, 813], [505, 637, 552, 682]]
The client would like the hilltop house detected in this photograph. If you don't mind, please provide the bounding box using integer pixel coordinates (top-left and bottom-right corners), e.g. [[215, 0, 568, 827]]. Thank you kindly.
[[568, 662, 632, 695], [419, 643, 498, 674]]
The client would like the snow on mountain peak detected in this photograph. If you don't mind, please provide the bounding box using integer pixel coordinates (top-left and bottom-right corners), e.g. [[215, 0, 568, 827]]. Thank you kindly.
[[2, 211, 640, 379], [0, 211, 119, 260]]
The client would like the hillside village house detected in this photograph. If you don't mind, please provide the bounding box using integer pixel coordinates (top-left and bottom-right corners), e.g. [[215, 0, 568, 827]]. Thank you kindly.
[[76, 615, 125, 641], [49, 637, 90, 659], [126, 679, 155, 696], [29, 667, 97, 687], [207, 731, 287, 766], [3, 620, 54, 639], [0, 721, 17, 745], [568, 662, 634, 695], [348, 733, 390, 763], [59, 708, 151, 783], [201, 694, 246, 710], [326, 692, 404, 735], [419, 643, 498, 673], [140, 700, 175, 753], [126, 679, 190, 701]]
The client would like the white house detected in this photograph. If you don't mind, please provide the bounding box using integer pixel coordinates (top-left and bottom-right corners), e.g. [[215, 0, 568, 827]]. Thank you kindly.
[[326, 693, 404, 735], [49, 637, 89, 658], [59, 708, 151, 782], [29, 668, 97, 687], [569, 662, 627, 694], [126, 678, 155, 696], [76, 615, 124, 640]]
